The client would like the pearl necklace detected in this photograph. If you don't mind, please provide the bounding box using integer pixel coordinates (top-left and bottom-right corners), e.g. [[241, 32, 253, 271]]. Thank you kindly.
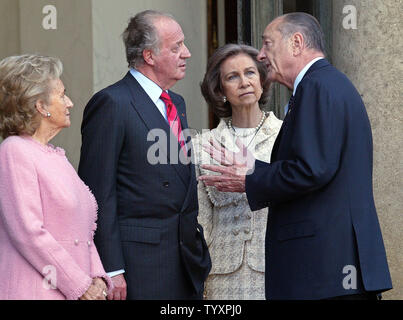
[[227, 110, 267, 137]]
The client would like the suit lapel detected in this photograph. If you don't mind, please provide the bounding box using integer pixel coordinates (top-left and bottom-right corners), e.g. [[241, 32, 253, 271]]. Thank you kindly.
[[270, 126, 283, 162], [169, 91, 193, 158], [170, 92, 188, 131], [123, 72, 190, 187], [169, 91, 198, 213], [123, 72, 170, 133]]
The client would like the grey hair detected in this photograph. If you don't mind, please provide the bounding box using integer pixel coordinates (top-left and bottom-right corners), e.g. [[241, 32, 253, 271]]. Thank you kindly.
[[122, 10, 175, 69], [277, 12, 326, 54], [0, 54, 63, 139]]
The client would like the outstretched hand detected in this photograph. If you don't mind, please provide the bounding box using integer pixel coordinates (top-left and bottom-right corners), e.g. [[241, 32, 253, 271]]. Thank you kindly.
[[198, 137, 255, 193]]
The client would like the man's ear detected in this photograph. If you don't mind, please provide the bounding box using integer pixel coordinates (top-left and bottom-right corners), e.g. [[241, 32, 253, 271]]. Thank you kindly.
[[291, 32, 304, 56], [142, 49, 155, 66]]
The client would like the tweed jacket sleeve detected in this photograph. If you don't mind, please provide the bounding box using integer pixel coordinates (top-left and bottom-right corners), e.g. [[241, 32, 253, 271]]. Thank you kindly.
[[193, 134, 214, 246]]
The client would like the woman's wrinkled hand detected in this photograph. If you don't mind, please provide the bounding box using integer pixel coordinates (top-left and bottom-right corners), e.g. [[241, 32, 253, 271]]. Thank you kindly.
[[80, 278, 108, 300]]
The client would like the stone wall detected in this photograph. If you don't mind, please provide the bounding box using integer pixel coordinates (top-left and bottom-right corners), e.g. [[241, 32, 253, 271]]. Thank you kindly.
[[333, 0, 403, 299]]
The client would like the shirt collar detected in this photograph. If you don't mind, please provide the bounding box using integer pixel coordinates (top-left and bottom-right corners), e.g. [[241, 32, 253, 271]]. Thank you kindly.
[[293, 57, 324, 95], [129, 68, 164, 104]]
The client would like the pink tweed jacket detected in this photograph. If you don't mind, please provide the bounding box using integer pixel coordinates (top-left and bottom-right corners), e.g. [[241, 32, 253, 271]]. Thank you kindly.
[[0, 135, 112, 300]]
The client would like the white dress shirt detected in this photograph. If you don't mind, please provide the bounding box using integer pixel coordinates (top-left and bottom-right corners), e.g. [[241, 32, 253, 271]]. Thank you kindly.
[[130, 68, 169, 121]]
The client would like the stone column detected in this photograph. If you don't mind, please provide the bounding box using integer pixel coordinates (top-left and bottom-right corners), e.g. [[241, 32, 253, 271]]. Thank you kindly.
[[333, 0, 403, 299]]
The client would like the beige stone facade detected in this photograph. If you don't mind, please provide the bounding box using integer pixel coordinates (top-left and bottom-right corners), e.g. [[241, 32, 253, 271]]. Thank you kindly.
[[332, 0, 403, 300]]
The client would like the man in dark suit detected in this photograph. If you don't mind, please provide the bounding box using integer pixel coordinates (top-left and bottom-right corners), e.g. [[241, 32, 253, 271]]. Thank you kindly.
[[78, 10, 211, 300], [199, 12, 392, 300]]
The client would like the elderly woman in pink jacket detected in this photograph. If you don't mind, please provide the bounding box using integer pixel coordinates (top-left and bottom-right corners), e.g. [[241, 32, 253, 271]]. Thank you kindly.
[[0, 54, 112, 300]]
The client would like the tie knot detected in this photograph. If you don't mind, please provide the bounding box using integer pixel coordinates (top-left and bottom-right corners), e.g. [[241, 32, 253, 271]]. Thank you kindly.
[[160, 91, 172, 104]]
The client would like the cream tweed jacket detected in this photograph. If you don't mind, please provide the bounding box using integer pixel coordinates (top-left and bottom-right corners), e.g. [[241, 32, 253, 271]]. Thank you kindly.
[[193, 112, 282, 275]]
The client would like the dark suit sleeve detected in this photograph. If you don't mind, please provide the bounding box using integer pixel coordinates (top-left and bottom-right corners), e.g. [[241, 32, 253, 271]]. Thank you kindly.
[[246, 79, 345, 210], [78, 91, 126, 272]]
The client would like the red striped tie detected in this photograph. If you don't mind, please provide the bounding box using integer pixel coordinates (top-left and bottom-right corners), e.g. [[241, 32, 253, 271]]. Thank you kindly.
[[160, 91, 186, 155]]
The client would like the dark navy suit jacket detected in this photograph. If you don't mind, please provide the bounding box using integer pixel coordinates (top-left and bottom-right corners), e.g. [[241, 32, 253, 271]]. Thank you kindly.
[[78, 72, 211, 299], [246, 59, 392, 299]]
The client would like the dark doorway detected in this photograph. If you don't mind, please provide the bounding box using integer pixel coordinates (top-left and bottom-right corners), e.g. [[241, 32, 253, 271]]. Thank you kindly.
[[224, 0, 237, 44], [207, 0, 241, 129], [207, 0, 251, 129], [283, 0, 314, 14]]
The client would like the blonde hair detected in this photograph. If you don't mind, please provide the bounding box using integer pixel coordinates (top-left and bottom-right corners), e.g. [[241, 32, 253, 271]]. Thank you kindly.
[[0, 54, 63, 139]]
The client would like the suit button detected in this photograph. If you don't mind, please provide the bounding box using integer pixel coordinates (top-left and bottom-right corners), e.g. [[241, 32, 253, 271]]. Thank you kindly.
[[244, 228, 250, 234], [74, 239, 79, 246], [232, 228, 239, 236], [163, 182, 169, 187], [87, 241, 91, 247]]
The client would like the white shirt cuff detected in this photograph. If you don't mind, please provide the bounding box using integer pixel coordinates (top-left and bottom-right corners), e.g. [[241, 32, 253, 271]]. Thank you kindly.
[[107, 269, 125, 277]]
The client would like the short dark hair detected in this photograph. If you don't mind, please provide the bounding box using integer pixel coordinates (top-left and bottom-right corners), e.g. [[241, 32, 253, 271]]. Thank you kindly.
[[122, 10, 175, 69], [200, 44, 270, 118], [277, 12, 325, 54]]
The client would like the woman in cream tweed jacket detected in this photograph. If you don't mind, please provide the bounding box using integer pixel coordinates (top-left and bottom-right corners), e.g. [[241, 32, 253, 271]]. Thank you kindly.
[[195, 44, 282, 299]]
